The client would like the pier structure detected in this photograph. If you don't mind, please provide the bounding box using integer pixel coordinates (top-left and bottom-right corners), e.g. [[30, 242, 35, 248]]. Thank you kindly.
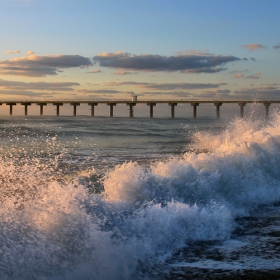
[[37, 102, 47, 116], [70, 102, 80, 116], [238, 102, 246, 118], [0, 100, 279, 118], [126, 102, 136, 117], [214, 103, 223, 119], [88, 102, 98, 117], [191, 103, 199, 119], [169, 103, 177, 118], [147, 102, 156, 118], [6, 102, 17, 115], [21, 102, 31, 116], [107, 102, 117, 117], [264, 103, 271, 119], [53, 102, 63, 116]]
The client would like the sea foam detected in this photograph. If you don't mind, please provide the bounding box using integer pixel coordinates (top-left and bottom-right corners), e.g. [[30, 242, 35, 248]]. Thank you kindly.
[[0, 114, 280, 279]]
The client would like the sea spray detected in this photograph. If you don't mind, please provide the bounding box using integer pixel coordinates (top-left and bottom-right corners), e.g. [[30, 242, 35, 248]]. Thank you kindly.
[[0, 115, 280, 279]]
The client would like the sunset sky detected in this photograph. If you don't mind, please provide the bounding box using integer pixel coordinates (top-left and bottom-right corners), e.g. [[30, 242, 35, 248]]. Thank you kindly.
[[0, 0, 280, 116]]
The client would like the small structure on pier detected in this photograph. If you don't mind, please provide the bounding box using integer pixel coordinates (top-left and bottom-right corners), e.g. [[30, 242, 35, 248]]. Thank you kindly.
[[131, 93, 138, 102]]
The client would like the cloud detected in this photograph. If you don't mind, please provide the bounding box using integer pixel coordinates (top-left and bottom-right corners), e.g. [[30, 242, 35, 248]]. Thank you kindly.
[[202, 89, 231, 94], [195, 89, 232, 100], [175, 49, 210, 56], [105, 81, 227, 90], [93, 52, 240, 74], [246, 72, 261, 79], [230, 70, 241, 74], [273, 43, 280, 49], [77, 89, 121, 94], [138, 91, 194, 97], [233, 72, 261, 79], [0, 90, 57, 98], [234, 86, 280, 99], [266, 83, 278, 86], [241, 43, 266, 51], [181, 67, 226, 74], [26, 51, 35, 55], [0, 54, 92, 77], [5, 50, 20, 54], [234, 73, 244, 78], [113, 71, 138, 75], [0, 78, 79, 91], [88, 69, 103, 74]]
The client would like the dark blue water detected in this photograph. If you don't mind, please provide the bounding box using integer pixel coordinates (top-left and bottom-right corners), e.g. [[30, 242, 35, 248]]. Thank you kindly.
[[0, 115, 280, 279]]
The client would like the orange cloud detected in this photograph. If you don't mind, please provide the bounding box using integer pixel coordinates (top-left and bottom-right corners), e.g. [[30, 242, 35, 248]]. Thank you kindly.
[[241, 43, 266, 51], [234, 73, 244, 78], [113, 71, 137, 75], [5, 50, 20, 54], [88, 69, 102, 74], [246, 72, 261, 79]]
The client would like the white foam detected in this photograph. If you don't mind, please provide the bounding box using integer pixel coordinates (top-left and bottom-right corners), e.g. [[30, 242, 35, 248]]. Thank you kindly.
[[1, 114, 280, 278]]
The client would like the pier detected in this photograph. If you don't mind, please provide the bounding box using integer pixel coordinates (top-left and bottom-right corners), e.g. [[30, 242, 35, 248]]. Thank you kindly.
[[0, 100, 279, 118]]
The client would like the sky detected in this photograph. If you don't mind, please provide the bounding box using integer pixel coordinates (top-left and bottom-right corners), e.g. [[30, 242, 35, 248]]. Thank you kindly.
[[0, 0, 280, 116]]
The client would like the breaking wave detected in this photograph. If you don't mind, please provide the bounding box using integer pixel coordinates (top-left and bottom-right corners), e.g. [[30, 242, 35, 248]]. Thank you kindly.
[[1, 113, 280, 279]]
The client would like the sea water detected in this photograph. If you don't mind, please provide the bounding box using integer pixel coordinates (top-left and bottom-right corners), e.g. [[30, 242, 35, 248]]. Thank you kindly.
[[0, 113, 280, 279]]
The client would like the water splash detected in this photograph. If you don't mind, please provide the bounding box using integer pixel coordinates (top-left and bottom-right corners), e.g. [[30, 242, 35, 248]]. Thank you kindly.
[[1, 114, 280, 279]]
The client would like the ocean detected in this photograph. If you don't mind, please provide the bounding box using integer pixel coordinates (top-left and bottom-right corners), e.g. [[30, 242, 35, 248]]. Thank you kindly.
[[1, 113, 280, 279]]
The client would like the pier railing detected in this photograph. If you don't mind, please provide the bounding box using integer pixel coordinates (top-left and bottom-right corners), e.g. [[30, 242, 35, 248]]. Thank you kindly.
[[0, 100, 279, 118]]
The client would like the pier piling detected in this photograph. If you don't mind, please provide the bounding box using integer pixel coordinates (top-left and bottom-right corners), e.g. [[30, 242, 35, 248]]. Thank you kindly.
[[126, 103, 136, 117], [238, 103, 246, 118], [147, 103, 156, 118], [6, 103, 16, 115], [21, 102, 31, 116], [264, 103, 271, 119], [70, 103, 80, 116], [168, 103, 177, 118], [37, 103, 47, 116], [214, 103, 222, 119], [88, 103, 98, 116], [53, 103, 63, 116], [107, 103, 116, 117], [191, 103, 199, 118]]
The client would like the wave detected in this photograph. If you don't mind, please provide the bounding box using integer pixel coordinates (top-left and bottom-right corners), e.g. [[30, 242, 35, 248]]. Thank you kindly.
[[1, 114, 280, 279]]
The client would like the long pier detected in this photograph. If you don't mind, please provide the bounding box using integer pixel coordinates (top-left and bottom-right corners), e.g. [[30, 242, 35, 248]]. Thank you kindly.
[[0, 100, 279, 118]]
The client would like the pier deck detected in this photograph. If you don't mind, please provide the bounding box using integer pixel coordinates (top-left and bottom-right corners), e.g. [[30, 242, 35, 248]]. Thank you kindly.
[[0, 100, 279, 118]]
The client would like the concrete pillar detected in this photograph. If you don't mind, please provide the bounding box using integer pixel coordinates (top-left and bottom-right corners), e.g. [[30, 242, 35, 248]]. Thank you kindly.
[[70, 103, 80, 116], [126, 103, 136, 117], [264, 103, 271, 119], [168, 103, 177, 118], [147, 103, 156, 118], [21, 102, 31, 116], [6, 103, 17, 116], [214, 103, 222, 119], [238, 103, 246, 118], [53, 103, 63, 116], [88, 103, 98, 116], [191, 103, 199, 118], [107, 103, 116, 117], [37, 103, 47, 116]]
